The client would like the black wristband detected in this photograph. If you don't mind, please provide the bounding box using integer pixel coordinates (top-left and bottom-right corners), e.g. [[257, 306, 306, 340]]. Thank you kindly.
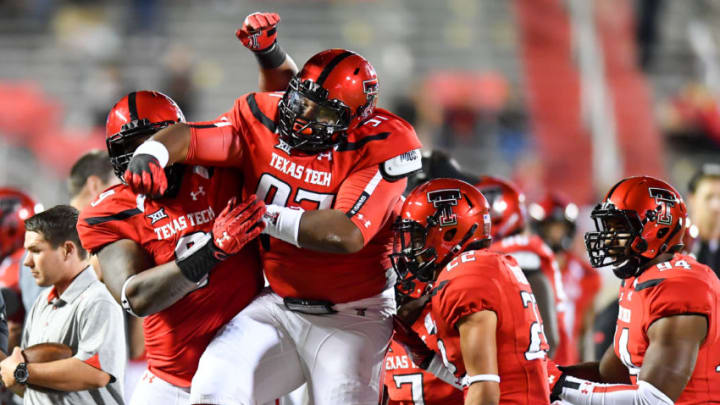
[[175, 238, 227, 283], [254, 42, 287, 69]]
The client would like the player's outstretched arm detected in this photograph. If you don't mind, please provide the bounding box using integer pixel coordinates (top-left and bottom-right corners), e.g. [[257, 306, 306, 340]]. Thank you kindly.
[[236, 12, 298, 92], [97, 239, 198, 317], [296, 209, 365, 253], [458, 310, 501, 405], [98, 196, 265, 316], [550, 315, 706, 404], [261, 166, 408, 253]]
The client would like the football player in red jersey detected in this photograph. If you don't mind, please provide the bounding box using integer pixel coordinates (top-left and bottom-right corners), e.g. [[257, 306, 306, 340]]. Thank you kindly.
[[475, 176, 572, 364], [122, 48, 422, 404], [383, 150, 478, 405], [0, 188, 43, 351], [530, 193, 601, 363], [76, 90, 268, 404], [549, 176, 720, 404], [391, 178, 550, 404], [383, 274, 464, 405]]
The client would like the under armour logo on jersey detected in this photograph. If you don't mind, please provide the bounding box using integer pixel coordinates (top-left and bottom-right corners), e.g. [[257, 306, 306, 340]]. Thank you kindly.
[[190, 186, 206, 201], [146, 208, 168, 224], [427, 189, 461, 226], [357, 213, 371, 228], [316, 151, 332, 161], [275, 139, 292, 154]]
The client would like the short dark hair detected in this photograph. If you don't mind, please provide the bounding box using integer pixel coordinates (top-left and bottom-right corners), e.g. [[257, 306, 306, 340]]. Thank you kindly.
[[24, 205, 87, 259], [688, 163, 720, 194], [68, 150, 114, 198]]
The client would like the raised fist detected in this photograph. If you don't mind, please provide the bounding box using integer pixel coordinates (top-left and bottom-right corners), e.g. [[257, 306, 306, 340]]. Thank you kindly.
[[235, 12, 280, 52], [212, 195, 266, 256]]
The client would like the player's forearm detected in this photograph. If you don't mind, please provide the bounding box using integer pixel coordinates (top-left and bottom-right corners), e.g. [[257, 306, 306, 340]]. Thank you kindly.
[[149, 122, 192, 165], [27, 358, 111, 391], [258, 55, 298, 92], [561, 361, 604, 381], [123, 262, 197, 317], [464, 382, 500, 405], [297, 209, 364, 253]]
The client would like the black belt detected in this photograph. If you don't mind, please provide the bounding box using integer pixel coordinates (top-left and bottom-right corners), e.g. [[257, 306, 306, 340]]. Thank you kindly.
[[283, 297, 337, 315]]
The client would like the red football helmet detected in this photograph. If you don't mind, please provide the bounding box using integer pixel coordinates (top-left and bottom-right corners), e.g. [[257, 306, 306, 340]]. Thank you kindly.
[[391, 178, 492, 283], [0, 188, 42, 260], [105, 91, 185, 180], [529, 192, 579, 252], [474, 176, 527, 239], [585, 176, 687, 279], [278, 49, 378, 153]]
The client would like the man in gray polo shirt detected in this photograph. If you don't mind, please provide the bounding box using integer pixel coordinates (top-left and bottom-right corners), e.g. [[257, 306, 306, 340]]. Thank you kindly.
[[0, 205, 125, 404]]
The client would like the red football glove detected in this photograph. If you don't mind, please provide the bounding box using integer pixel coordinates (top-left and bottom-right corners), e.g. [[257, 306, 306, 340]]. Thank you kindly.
[[123, 154, 168, 197], [392, 315, 435, 369], [212, 195, 266, 256], [235, 12, 280, 52]]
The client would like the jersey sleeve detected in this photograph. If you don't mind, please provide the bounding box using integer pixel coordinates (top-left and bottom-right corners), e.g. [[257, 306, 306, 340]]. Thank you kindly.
[[436, 270, 502, 329], [77, 189, 143, 254], [644, 276, 714, 330], [186, 97, 248, 167], [508, 251, 542, 273], [348, 109, 423, 172], [334, 165, 406, 245]]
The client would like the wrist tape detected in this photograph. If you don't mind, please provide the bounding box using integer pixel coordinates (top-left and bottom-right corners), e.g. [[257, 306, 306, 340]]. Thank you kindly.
[[175, 233, 225, 283], [254, 42, 287, 69]]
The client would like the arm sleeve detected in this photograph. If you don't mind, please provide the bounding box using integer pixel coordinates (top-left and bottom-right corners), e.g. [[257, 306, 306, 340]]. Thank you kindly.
[[436, 273, 502, 329], [645, 277, 713, 330], [558, 377, 673, 405], [186, 101, 247, 167], [335, 165, 407, 245], [74, 297, 126, 381]]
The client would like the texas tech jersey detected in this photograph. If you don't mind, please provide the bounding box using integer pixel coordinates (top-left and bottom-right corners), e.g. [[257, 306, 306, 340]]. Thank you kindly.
[[187, 92, 422, 303], [560, 251, 601, 364], [430, 249, 550, 404], [614, 253, 720, 404], [385, 305, 463, 405], [77, 166, 263, 387], [491, 234, 573, 365]]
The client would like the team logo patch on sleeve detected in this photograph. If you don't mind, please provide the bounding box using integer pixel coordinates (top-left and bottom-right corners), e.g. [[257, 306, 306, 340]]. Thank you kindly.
[[380, 149, 422, 181]]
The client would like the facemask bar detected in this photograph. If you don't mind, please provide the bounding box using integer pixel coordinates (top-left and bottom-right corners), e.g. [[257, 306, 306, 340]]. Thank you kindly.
[[584, 204, 639, 268], [278, 77, 351, 153], [390, 218, 438, 283]]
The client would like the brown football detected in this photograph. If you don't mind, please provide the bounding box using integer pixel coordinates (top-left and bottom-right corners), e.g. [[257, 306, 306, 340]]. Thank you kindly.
[[0, 343, 74, 363]]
